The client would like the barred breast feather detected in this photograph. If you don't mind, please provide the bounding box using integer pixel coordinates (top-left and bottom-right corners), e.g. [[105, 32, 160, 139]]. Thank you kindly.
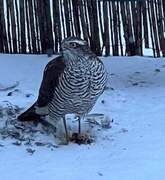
[[48, 55, 107, 121]]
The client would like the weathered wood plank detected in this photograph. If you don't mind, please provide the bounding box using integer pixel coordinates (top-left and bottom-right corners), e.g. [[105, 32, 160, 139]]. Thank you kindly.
[[53, 0, 62, 52], [19, 0, 26, 53], [103, 1, 110, 56], [28, 0, 37, 53]]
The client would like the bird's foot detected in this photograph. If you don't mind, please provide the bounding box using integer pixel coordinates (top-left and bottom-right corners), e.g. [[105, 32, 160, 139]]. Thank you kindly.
[[70, 133, 94, 145]]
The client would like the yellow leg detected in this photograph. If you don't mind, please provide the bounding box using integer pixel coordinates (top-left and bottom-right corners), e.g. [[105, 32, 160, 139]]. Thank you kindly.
[[63, 117, 69, 144], [78, 116, 81, 134]]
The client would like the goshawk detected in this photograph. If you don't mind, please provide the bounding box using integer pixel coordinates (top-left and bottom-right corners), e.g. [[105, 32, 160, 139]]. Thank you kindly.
[[18, 37, 107, 143]]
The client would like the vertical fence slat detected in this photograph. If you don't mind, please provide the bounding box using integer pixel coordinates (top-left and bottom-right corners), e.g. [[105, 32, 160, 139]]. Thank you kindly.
[[136, 1, 143, 55], [19, 0, 26, 53], [45, 0, 54, 51], [53, 0, 62, 52], [79, 0, 89, 41], [147, 0, 156, 57], [28, 0, 37, 53], [25, 0, 32, 53], [0, 0, 9, 53], [68, 0, 74, 35], [63, 0, 71, 37], [112, 1, 119, 55], [33, 0, 40, 53], [117, 2, 123, 56], [142, 0, 149, 48], [0, 0, 4, 52], [92, 0, 101, 55], [109, 1, 115, 55], [36, 0, 45, 53], [83, 0, 90, 40], [103, 1, 110, 56], [126, 1, 136, 56], [15, 0, 21, 53], [6, 0, 12, 53], [59, 0, 66, 38], [9, 0, 17, 53], [72, 0, 80, 37], [87, 0, 101, 55], [120, 1, 129, 55], [98, 0, 104, 51], [150, 0, 160, 57], [157, 0, 165, 56]]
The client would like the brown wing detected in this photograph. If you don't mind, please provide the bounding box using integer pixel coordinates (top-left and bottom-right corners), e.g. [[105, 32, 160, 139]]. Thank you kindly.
[[36, 55, 65, 107], [17, 56, 65, 121]]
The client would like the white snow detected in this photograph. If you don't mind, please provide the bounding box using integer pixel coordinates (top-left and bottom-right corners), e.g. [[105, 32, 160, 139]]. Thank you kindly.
[[0, 54, 165, 180]]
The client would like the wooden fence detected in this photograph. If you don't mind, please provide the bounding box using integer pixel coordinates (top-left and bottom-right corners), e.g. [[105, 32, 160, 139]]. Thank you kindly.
[[0, 0, 164, 57]]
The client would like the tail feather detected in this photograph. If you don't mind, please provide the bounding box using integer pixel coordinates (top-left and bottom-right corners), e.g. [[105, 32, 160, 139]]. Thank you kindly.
[[17, 103, 56, 131], [17, 103, 41, 121]]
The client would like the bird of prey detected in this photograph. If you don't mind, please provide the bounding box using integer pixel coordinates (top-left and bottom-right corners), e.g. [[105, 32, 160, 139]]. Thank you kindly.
[[18, 37, 107, 143]]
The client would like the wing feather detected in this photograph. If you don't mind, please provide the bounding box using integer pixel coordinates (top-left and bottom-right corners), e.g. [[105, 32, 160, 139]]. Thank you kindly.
[[37, 55, 65, 107], [17, 56, 65, 121]]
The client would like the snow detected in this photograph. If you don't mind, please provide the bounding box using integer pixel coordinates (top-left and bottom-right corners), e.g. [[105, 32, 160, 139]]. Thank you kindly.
[[0, 54, 165, 180]]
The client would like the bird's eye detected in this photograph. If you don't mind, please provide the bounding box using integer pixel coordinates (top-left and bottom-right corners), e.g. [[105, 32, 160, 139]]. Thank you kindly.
[[70, 42, 77, 48]]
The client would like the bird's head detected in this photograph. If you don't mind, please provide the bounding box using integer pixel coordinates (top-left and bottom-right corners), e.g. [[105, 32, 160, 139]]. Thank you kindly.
[[61, 37, 92, 57]]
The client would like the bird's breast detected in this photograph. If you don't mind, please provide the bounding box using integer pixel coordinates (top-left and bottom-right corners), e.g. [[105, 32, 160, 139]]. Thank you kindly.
[[49, 59, 107, 116]]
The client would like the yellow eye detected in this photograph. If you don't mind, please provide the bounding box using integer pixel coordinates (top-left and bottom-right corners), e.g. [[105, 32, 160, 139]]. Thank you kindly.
[[70, 42, 77, 48]]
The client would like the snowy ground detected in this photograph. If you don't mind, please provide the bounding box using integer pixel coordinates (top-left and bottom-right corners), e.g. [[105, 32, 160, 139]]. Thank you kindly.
[[0, 54, 165, 180]]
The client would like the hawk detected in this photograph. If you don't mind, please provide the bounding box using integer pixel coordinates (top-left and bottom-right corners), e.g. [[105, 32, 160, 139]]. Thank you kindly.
[[18, 37, 107, 143]]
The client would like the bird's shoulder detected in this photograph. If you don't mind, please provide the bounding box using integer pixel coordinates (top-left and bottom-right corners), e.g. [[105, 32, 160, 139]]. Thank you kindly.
[[44, 55, 66, 72]]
